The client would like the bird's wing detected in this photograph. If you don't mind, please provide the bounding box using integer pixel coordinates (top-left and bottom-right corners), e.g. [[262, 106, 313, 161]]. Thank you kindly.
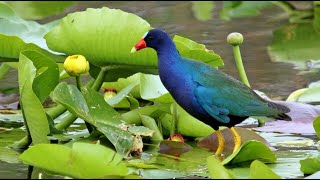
[[192, 66, 285, 123]]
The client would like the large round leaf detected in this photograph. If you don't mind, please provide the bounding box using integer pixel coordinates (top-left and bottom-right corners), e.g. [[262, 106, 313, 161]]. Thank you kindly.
[[45, 7, 156, 67], [0, 2, 64, 62], [19, 143, 129, 178], [5, 1, 75, 20]]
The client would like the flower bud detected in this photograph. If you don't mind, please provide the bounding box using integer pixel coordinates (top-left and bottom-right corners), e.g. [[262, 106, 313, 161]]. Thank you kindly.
[[103, 88, 117, 102], [227, 32, 244, 46], [168, 133, 184, 143], [63, 55, 89, 77]]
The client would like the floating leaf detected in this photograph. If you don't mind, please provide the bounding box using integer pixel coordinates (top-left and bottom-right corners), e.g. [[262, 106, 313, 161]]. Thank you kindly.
[[207, 156, 235, 179], [191, 1, 214, 21], [314, 116, 320, 139], [0, 147, 21, 164], [197, 127, 270, 156], [139, 73, 174, 103], [0, 2, 64, 62], [173, 35, 223, 67], [138, 169, 186, 179], [220, 1, 273, 21], [286, 81, 320, 104], [127, 159, 160, 169], [45, 7, 155, 67], [19, 143, 129, 178], [249, 160, 280, 179], [267, 23, 320, 70], [6, 1, 75, 20], [222, 140, 276, 166], [314, 1, 320, 32], [300, 157, 320, 175], [159, 140, 192, 157]]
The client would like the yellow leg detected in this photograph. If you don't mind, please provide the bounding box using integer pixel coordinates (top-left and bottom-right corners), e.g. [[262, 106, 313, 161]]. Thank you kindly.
[[215, 129, 225, 156], [230, 127, 241, 153]]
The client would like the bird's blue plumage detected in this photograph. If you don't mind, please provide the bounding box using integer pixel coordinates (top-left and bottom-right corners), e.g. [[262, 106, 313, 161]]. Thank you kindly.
[[137, 29, 290, 130]]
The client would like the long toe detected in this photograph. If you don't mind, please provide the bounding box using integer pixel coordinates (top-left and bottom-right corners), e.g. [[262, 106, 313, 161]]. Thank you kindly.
[[215, 129, 225, 156], [230, 127, 241, 153]]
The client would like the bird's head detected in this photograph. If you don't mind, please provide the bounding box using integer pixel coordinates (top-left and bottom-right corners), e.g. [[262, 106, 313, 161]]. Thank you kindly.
[[131, 29, 169, 53]]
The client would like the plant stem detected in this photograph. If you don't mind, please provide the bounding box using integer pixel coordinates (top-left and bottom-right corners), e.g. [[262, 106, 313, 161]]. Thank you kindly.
[[86, 78, 95, 88], [232, 45, 251, 87], [10, 135, 31, 149], [55, 113, 78, 130], [46, 104, 66, 119], [76, 75, 83, 91], [170, 102, 178, 135], [91, 67, 107, 91]]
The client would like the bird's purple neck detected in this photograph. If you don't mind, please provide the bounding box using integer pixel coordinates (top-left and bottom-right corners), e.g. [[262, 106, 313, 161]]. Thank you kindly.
[[156, 38, 180, 68]]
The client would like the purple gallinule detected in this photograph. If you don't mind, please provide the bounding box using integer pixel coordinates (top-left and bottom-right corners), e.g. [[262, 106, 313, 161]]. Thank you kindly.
[[131, 29, 290, 156]]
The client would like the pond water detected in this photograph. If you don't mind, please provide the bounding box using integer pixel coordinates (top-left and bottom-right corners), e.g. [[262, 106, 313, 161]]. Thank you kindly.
[[0, 1, 319, 179]]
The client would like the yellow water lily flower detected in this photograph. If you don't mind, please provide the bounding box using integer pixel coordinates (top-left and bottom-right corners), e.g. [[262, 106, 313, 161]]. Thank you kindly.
[[63, 55, 89, 77]]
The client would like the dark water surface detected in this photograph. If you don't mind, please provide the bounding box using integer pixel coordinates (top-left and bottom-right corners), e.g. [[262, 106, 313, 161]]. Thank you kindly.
[[0, 1, 319, 179]]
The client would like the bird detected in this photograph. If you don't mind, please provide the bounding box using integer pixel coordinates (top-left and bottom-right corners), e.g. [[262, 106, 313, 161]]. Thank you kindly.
[[130, 29, 291, 156]]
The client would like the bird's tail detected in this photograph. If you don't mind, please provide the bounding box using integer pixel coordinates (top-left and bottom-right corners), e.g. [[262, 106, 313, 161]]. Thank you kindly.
[[267, 101, 292, 121]]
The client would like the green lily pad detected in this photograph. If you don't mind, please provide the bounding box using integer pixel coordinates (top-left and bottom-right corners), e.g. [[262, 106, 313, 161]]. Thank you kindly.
[[286, 80, 320, 104], [314, 116, 320, 139], [0, 147, 21, 164], [300, 157, 320, 175], [19, 142, 129, 178], [267, 23, 320, 70], [159, 140, 192, 157], [249, 160, 280, 179], [45, 7, 154, 67], [220, 1, 273, 21], [173, 35, 223, 67], [191, 1, 214, 21], [207, 156, 235, 179], [5, 1, 75, 20], [0, 2, 64, 63], [139, 73, 174, 103], [314, 1, 320, 32], [222, 140, 276, 166]]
